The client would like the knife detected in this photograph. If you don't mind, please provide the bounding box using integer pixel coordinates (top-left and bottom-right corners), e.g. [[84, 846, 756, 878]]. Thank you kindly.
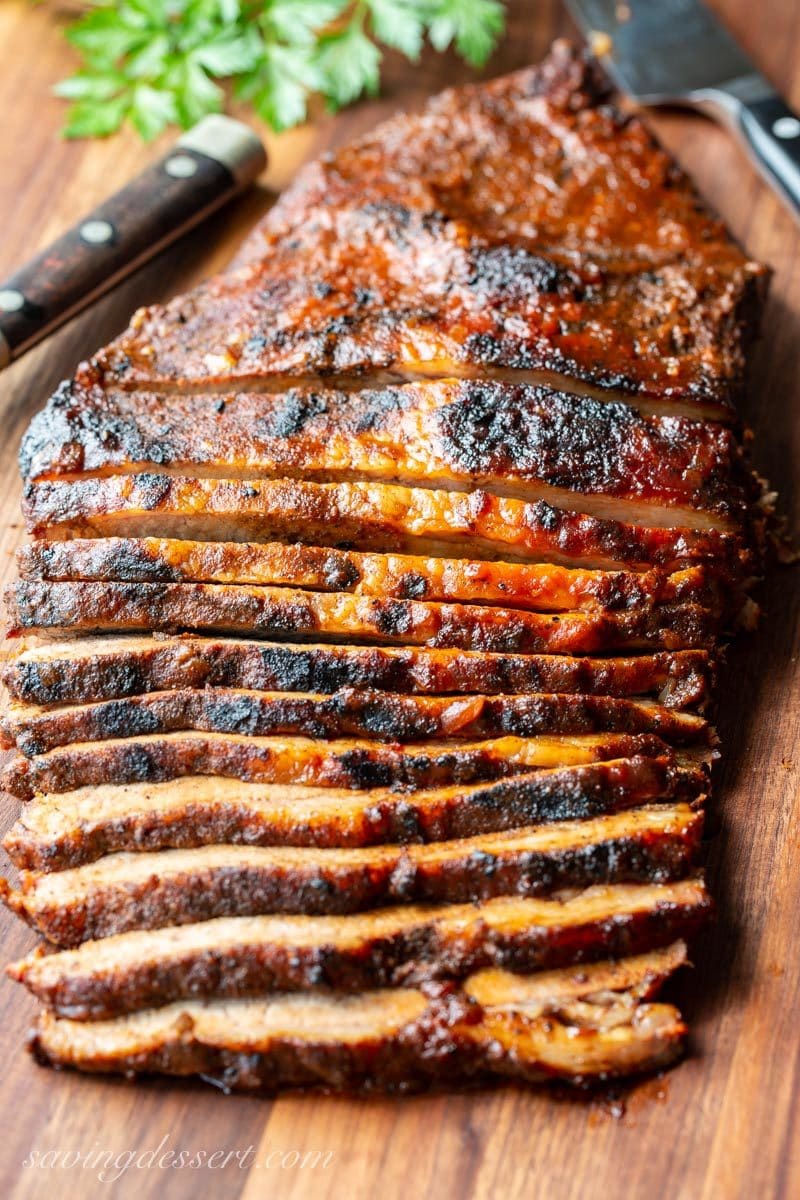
[[0, 115, 266, 370], [565, 0, 800, 218]]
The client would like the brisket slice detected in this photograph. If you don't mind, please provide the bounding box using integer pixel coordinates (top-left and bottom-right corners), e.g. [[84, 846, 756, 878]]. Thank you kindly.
[[1, 637, 715, 709], [0, 729, 690, 799], [21, 477, 755, 575], [16, 538, 723, 616], [9, 880, 709, 1018], [30, 945, 690, 1089], [81, 42, 766, 414], [20, 381, 756, 530], [4, 580, 718, 654], [2, 805, 703, 943], [1, 688, 710, 758], [4, 757, 704, 871]]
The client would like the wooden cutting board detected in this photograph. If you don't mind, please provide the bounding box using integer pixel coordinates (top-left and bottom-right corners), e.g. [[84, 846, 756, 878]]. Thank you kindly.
[[0, 2, 797, 1198]]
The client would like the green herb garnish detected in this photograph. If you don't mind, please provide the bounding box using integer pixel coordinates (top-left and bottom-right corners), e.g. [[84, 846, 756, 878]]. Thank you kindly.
[[55, 0, 506, 140]]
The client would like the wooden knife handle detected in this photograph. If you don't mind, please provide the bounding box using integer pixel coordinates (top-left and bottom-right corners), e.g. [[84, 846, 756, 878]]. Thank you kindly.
[[0, 115, 266, 368]]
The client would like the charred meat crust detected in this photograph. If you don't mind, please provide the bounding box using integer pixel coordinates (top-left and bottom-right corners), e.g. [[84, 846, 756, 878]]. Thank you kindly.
[[0, 730, 680, 800], [2, 806, 704, 943], [20, 379, 757, 525], [3, 757, 705, 870], [82, 43, 767, 411], [1, 688, 709, 759], [2, 638, 715, 710], [9, 881, 711, 1018], [4, 580, 719, 654], [20, 476, 757, 576], [15, 538, 725, 616]]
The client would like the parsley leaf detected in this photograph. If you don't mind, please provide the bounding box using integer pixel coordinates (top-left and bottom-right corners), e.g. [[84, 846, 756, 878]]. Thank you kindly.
[[171, 58, 225, 126], [261, 1, 351, 47], [315, 21, 382, 109], [366, 0, 425, 59], [53, 71, 128, 102], [62, 94, 131, 139], [238, 43, 324, 131], [65, 8, 148, 65], [130, 83, 179, 140], [191, 28, 261, 77], [428, 0, 506, 67]]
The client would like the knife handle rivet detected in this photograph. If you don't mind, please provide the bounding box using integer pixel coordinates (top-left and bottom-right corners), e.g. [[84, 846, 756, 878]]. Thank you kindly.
[[0, 288, 25, 313], [165, 154, 199, 179], [79, 219, 115, 246], [772, 117, 800, 139]]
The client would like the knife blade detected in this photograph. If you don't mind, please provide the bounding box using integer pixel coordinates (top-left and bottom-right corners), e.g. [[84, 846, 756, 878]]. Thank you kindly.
[[0, 115, 267, 370], [565, 0, 800, 219]]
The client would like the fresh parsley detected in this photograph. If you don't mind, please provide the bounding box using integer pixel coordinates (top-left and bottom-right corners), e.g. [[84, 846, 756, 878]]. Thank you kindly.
[[54, 0, 507, 140]]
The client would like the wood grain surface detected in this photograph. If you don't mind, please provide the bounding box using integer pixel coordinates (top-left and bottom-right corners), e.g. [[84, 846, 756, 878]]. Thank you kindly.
[[0, 2, 797, 1198]]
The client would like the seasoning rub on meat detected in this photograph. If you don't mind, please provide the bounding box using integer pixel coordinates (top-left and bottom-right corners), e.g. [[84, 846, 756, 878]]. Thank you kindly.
[[0, 40, 772, 1092]]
